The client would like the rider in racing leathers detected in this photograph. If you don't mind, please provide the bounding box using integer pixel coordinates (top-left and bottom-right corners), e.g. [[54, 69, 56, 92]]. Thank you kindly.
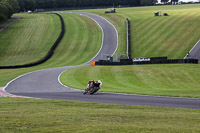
[[83, 80, 102, 94]]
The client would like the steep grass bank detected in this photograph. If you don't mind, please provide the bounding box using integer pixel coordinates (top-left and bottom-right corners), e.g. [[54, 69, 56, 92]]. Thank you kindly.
[[0, 13, 60, 66], [84, 4, 200, 59]]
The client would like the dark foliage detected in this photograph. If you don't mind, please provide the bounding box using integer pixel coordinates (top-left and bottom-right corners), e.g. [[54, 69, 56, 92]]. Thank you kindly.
[[16, 0, 157, 11], [0, 0, 19, 20]]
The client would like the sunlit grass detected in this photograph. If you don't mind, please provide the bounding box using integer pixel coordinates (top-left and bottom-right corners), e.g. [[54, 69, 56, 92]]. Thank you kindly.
[[0, 13, 60, 66], [83, 4, 200, 58], [61, 64, 200, 98], [0, 97, 199, 133]]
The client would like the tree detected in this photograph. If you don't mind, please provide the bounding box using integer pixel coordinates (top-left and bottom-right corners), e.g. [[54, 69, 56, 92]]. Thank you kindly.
[[15, 0, 152, 12], [141, 0, 157, 6], [3, 1, 13, 18], [161, 0, 169, 4], [171, 0, 179, 4], [0, 0, 18, 20], [23, 0, 35, 11], [6, 0, 19, 12], [17, 0, 25, 11], [152, 0, 158, 5], [0, 2, 8, 20]]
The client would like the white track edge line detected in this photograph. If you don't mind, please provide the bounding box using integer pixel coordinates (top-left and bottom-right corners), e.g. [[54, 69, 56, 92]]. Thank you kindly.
[[3, 12, 105, 98], [57, 12, 119, 90], [4, 12, 119, 99], [58, 69, 82, 92], [3, 71, 40, 98], [57, 12, 119, 91], [58, 13, 200, 100], [79, 12, 118, 63], [91, 13, 119, 57], [184, 39, 200, 59], [4, 12, 199, 100], [57, 74, 200, 100], [83, 14, 105, 64]]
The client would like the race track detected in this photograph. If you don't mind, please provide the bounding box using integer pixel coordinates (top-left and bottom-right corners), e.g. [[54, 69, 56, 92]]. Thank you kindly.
[[185, 40, 200, 61], [4, 13, 200, 109]]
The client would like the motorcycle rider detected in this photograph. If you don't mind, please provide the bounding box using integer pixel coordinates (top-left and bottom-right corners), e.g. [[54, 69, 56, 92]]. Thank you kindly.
[[96, 80, 102, 89], [83, 80, 94, 94], [92, 80, 102, 94], [83, 80, 102, 94]]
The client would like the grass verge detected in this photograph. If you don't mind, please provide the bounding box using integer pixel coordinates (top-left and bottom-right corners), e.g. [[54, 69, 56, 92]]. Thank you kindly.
[[60, 64, 200, 98], [0, 97, 200, 133]]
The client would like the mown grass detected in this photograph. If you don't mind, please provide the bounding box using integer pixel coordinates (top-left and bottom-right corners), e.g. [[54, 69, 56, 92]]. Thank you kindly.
[[42, 13, 102, 67], [83, 4, 200, 59], [0, 13, 60, 66], [129, 5, 200, 59], [0, 13, 102, 86], [60, 64, 200, 98], [0, 97, 200, 133]]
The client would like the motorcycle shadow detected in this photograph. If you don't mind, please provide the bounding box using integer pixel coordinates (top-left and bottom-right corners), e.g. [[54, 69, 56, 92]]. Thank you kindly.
[[82, 92, 109, 96]]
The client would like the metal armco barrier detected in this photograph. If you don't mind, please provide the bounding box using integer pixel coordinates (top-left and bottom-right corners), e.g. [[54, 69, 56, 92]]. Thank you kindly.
[[95, 57, 198, 66], [133, 59, 198, 65], [126, 18, 131, 59]]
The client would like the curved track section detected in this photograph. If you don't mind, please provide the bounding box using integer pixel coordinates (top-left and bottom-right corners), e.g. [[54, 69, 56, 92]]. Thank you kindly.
[[5, 13, 200, 109], [184, 40, 200, 61], [75, 12, 118, 62]]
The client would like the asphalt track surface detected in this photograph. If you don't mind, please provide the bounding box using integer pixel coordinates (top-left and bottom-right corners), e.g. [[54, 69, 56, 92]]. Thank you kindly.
[[184, 40, 200, 61], [4, 13, 200, 109]]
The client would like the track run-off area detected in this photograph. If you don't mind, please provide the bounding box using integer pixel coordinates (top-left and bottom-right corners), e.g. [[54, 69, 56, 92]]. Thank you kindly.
[[3, 12, 200, 109]]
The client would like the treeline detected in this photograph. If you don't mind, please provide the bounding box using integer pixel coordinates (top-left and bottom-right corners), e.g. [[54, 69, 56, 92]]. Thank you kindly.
[[0, 0, 157, 22], [0, 0, 19, 20], [2, 0, 180, 21], [161, 0, 178, 4], [17, 0, 158, 11]]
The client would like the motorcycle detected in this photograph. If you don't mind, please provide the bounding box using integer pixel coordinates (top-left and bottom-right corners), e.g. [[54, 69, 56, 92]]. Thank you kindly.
[[83, 86, 100, 95], [83, 80, 101, 95]]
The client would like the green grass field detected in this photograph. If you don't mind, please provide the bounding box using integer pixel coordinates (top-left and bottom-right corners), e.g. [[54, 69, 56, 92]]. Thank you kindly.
[[84, 4, 200, 59], [0, 13, 102, 86], [0, 13, 60, 66], [60, 64, 200, 98], [0, 97, 199, 133]]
